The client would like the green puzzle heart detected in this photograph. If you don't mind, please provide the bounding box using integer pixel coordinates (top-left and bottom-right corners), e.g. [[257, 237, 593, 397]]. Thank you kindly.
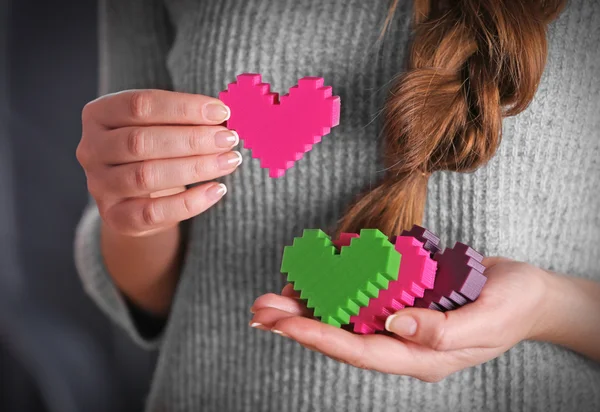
[[280, 229, 402, 327]]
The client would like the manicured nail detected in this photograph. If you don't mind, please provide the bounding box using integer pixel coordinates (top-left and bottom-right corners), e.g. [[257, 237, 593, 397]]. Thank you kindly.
[[206, 183, 227, 201], [214, 130, 239, 148], [203, 103, 230, 122], [385, 315, 417, 336], [272, 329, 289, 338], [217, 151, 242, 169], [249, 321, 269, 331]]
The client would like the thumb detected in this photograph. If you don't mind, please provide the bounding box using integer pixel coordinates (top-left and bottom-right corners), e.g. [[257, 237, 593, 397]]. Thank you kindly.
[[384, 302, 497, 351]]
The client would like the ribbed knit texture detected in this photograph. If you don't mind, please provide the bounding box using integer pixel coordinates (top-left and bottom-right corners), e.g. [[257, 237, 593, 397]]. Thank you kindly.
[[75, 0, 600, 410]]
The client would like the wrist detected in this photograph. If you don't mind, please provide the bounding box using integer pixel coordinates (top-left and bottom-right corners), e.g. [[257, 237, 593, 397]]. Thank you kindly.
[[101, 221, 184, 316], [529, 268, 600, 362], [527, 269, 566, 343]]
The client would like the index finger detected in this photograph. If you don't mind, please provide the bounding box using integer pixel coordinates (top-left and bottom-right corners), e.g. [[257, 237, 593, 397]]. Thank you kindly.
[[271, 316, 446, 376], [84, 89, 231, 129]]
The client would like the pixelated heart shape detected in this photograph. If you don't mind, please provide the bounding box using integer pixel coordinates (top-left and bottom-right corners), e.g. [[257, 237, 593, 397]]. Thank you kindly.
[[280, 229, 400, 327], [414, 242, 487, 311], [400, 225, 441, 256], [351, 236, 438, 334], [219, 74, 341, 178]]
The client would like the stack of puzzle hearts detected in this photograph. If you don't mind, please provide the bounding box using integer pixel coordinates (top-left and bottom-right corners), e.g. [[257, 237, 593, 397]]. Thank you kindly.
[[280, 225, 487, 334]]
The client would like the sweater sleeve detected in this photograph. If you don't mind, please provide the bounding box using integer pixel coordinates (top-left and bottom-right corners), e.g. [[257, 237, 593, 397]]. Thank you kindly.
[[74, 0, 175, 350]]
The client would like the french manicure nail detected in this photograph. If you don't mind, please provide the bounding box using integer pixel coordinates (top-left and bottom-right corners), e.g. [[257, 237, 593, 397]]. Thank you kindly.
[[214, 130, 239, 148], [206, 183, 227, 202], [249, 321, 269, 331], [217, 151, 242, 169], [203, 103, 230, 122], [385, 315, 417, 336], [272, 329, 289, 338]]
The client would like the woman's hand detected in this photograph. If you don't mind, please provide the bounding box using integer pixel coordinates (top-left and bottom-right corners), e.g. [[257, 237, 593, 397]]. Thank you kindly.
[[250, 257, 559, 382], [77, 89, 241, 237], [76, 90, 242, 315]]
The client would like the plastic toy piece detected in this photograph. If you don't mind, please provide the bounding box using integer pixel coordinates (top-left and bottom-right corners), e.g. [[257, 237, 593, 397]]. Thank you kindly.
[[351, 236, 437, 334], [280, 229, 401, 328], [399, 224, 441, 256], [219, 74, 341, 178], [414, 242, 487, 311], [332, 233, 359, 249]]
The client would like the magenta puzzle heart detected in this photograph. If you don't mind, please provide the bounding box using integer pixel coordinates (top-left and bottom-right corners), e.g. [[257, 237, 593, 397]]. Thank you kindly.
[[219, 74, 341, 178]]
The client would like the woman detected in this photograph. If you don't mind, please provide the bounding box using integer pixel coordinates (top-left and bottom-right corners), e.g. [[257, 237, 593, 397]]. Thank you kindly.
[[75, 0, 600, 410]]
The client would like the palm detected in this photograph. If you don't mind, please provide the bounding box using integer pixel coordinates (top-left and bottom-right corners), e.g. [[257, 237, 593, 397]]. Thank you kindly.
[[250, 257, 549, 381]]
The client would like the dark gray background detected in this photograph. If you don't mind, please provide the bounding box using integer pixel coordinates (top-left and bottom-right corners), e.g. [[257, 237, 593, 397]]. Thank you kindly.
[[1, 1, 157, 411]]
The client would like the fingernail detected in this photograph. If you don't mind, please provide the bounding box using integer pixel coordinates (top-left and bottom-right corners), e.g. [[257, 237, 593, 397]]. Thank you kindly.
[[214, 130, 239, 148], [272, 329, 289, 338], [218, 151, 242, 169], [203, 103, 230, 122], [385, 315, 417, 336], [206, 183, 227, 202], [249, 321, 269, 331]]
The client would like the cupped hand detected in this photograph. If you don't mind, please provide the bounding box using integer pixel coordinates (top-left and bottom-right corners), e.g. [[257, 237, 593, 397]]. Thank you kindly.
[[250, 257, 553, 382], [76, 89, 242, 237]]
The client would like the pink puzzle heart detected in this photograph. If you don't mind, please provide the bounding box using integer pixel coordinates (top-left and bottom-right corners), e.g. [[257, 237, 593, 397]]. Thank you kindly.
[[331, 233, 437, 334], [349, 236, 437, 334], [219, 74, 341, 178]]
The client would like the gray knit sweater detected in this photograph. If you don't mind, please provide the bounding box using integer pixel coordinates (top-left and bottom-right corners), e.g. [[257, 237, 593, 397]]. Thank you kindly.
[[75, 0, 600, 411]]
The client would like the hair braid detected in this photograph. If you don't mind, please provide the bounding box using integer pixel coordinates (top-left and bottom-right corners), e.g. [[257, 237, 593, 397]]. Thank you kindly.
[[337, 0, 567, 236]]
